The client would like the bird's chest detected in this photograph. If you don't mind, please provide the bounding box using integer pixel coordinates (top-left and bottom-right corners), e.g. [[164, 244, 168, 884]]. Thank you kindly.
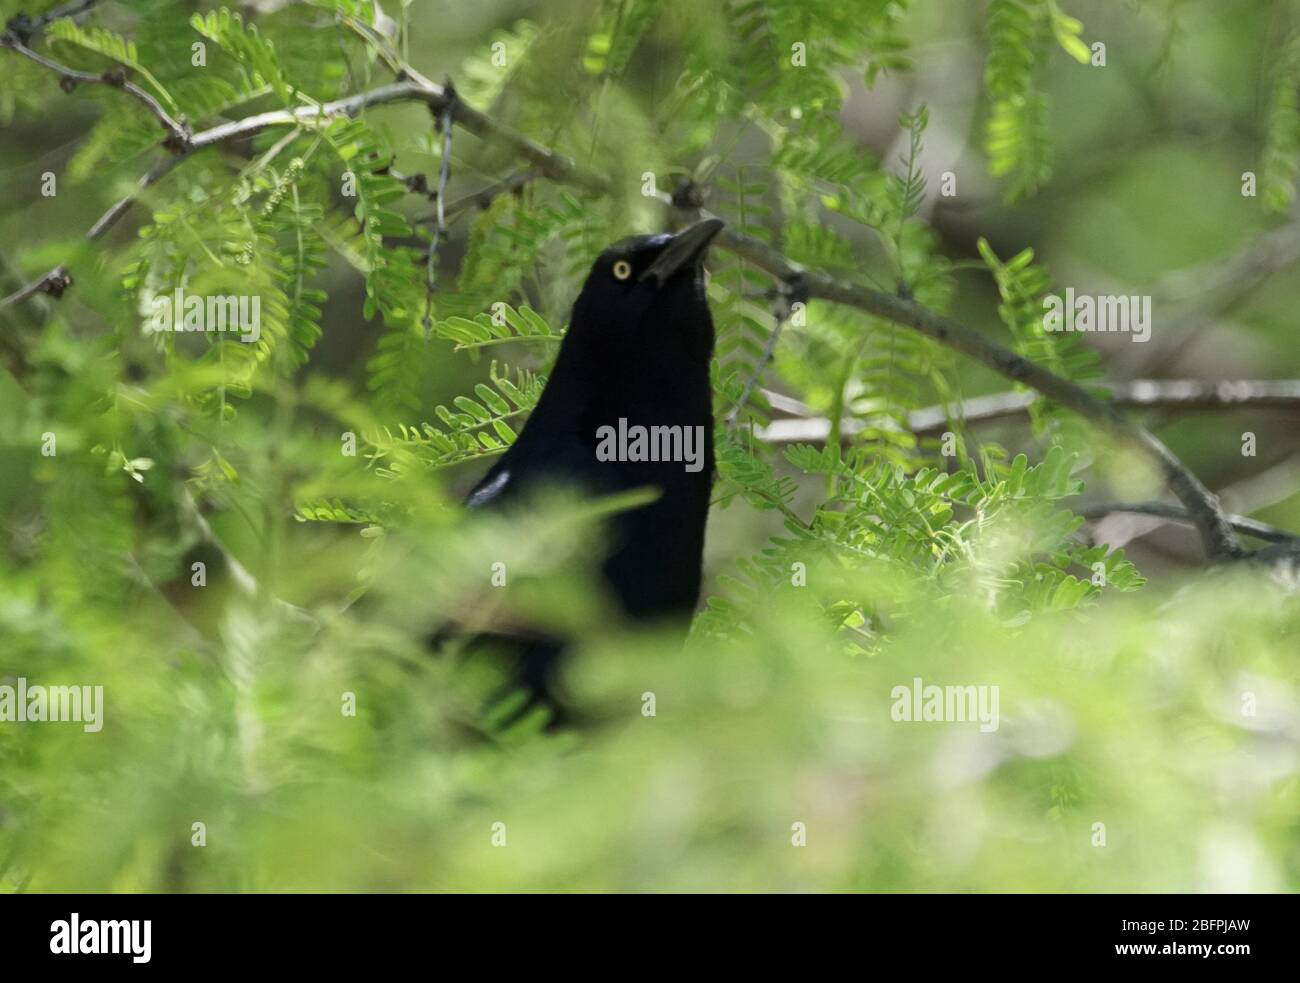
[[603, 479, 711, 618], [582, 356, 713, 483]]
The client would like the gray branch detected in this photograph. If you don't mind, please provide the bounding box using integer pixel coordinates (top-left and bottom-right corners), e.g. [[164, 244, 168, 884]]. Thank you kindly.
[[0, 35, 191, 150], [3, 0, 104, 44], [758, 379, 1300, 442], [0, 264, 71, 307], [2, 158, 179, 311], [1078, 502, 1298, 546], [419, 168, 539, 224]]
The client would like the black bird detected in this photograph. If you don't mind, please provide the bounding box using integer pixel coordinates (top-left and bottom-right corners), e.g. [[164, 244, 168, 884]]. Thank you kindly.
[[461, 218, 725, 719]]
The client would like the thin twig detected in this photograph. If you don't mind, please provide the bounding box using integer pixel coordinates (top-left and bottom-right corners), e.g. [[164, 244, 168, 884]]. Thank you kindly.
[[178, 487, 259, 597], [1090, 453, 1300, 554], [178, 486, 318, 627], [419, 168, 538, 224], [0, 35, 191, 150], [0, 75, 587, 311], [1079, 502, 1298, 545], [3, 159, 180, 310], [85, 156, 182, 239], [726, 288, 797, 427], [423, 92, 454, 338], [0, 265, 71, 307], [2, 0, 103, 44]]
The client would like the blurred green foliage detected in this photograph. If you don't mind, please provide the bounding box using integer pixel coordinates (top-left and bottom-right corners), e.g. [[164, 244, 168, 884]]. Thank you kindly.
[[1, 0, 1298, 891]]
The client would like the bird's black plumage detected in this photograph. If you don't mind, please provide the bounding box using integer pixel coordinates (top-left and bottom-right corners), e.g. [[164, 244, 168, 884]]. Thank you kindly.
[[462, 219, 724, 718]]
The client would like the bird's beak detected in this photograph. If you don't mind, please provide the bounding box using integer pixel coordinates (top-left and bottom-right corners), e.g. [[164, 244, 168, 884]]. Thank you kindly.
[[639, 218, 726, 287]]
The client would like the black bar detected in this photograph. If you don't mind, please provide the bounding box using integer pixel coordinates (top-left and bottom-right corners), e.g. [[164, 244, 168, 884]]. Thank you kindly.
[[0, 894, 1290, 969]]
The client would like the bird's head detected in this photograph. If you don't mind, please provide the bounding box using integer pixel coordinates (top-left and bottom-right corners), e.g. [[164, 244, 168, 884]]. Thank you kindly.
[[562, 218, 725, 372]]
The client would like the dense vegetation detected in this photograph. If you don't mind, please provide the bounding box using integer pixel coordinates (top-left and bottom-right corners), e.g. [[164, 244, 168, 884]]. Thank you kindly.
[[1, 0, 1297, 891]]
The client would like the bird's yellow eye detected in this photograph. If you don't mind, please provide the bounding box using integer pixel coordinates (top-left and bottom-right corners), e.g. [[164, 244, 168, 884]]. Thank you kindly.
[[612, 259, 632, 281]]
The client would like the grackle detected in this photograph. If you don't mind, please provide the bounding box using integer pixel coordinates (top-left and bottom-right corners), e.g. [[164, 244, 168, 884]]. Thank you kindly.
[[461, 218, 725, 721]]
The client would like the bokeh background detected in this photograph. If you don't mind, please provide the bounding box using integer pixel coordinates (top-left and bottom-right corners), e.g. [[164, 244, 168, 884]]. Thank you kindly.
[[0, 0, 1298, 892]]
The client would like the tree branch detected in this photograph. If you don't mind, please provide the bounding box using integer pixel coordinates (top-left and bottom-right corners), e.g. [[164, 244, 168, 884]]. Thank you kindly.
[[84, 157, 182, 239], [0, 34, 191, 150], [418, 168, 539, 224], [0, 265, 72, 307], [726, 288, 796, 426], [3, 0, 103, 45], [1079, 502, 1298, 546], [1090, 452, 1300, 556], [0, 75, 593, 312], [2, 158, 180, 312], [758, 379, 1300, 442]]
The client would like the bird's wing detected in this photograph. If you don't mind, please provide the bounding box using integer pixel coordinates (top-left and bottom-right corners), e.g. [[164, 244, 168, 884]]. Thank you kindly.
[[442, 432, 612, 725], [464, 466, 512, 509], [464, 431, 616, 511]]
